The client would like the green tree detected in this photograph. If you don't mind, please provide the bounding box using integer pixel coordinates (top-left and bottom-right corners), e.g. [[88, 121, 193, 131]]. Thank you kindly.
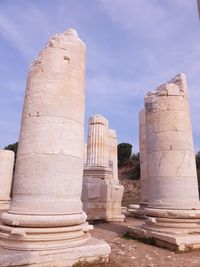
[[129, 153, 140, 180], [196, 151, 200, 190], [4, 142, 18, 159], [117, 143, 132, 167]]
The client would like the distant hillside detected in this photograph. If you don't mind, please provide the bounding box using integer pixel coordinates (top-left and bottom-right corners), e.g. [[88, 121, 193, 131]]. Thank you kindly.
[[118, 166, 140, 207]]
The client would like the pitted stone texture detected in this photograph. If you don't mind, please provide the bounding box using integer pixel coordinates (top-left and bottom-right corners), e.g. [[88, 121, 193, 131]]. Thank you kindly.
[[0, 29, 111, 262], [0, 150, 14, 211]]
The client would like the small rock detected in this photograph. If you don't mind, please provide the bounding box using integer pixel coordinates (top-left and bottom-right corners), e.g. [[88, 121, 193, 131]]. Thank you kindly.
[[145, 255, 153, 260], [131, 256, 136, 259]]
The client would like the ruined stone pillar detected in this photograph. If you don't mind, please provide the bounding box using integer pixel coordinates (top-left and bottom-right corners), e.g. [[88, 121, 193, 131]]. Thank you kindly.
[[138, 109, 148, 216], [139, 109, 148, 208], [86, 115, 109, 167], [129, 74, 200, 252], [0, 29, 110, 266], [0, 150, 14, 211], [82, 115, 124, 222], [127, 109, 148, 218], [108, 129, 118, 182], [145, 74, 199, 210], [84, 143, 87, 166]]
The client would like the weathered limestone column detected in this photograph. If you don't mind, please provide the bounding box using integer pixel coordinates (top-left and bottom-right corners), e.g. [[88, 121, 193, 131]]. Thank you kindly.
[[0, 29, 110, 266], [139, 109, 148, 209], [86, 115, 109, 167], [127, 109, 148, 218], [108, 129, 118, 182], [84, 143, 87, 166], [129, 74, 200, 252], [82, 114, 124, 222], [0, 150, 14, 211]]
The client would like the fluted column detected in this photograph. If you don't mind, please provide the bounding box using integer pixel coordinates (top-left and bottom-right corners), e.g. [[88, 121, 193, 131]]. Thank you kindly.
[[86, 115, 109, 167], [82, 115, 124, 222], [0, 150, 14, 211]]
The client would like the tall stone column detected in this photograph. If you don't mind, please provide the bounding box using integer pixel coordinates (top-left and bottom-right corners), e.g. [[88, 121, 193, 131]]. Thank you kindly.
[[84, 143, 87, 166], [82, 114, 124, 222], [0, 29, 110, 266], [0, 150, 14, 211], [108, 129, 118, 182], [129, 74, 200, 252], [86, 115, 109, 167], [138, 109, 148, 217], [145, 74, 199, 210], [127, 109, 148, 218]]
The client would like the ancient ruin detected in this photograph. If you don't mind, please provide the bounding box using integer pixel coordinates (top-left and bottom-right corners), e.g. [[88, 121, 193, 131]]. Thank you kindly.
[[129, 73, 200, 252], [0, 29, 110, 267], [82, 114, 124, 222], [0, 150, 14, 212], [128, 108, 148, 218], [138, 108, 148, 212]]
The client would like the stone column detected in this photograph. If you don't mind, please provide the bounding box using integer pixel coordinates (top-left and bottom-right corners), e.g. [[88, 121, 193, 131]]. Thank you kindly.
[[145, 73, 199, 210], [82, 115, 124, 222], [127, 109, 148, 218], [129, 74, 200, 252], [108, 129, 118, 182], [0, 29, 110, 266], [84, 143, 87, 166], [86, 115, 109, 167], [138, 109, 148, 216], [0, 150, 14, 211]]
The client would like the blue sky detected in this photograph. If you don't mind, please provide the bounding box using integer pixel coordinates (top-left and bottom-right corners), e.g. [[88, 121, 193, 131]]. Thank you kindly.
[[0, 0, 199, 152]]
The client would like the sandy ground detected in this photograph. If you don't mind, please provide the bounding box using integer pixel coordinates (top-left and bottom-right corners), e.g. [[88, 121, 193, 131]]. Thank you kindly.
[[90, 217, 200, 267]]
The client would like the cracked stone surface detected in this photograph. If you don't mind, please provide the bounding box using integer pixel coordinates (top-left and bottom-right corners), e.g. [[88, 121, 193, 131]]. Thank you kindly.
[[145, 73, 199, 209], [0, 28, 111, 263]]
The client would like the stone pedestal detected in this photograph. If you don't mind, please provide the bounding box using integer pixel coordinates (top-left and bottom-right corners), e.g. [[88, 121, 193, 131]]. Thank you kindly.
[[0, 29, 110, 266], [0, 150, 14, 212], [129, 74, 200, 252], [82, 114, 124, 222]]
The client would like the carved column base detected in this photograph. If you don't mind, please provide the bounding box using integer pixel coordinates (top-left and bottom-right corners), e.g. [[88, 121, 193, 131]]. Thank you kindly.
[[0, 237, 111, 267], [0, 201, 10, 213], [127, 204, 146, 219], [0, 220, 93, 251], [128, 208, 200, 252]]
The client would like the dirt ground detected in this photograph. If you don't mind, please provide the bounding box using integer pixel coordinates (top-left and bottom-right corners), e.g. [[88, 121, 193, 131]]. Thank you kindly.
[[90, 217, 200, 267]]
